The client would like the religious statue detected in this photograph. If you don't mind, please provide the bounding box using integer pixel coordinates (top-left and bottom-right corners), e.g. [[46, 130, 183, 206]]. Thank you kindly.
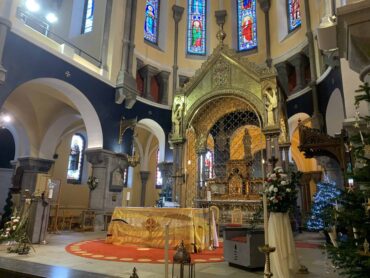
[[279, 118, 288, 143], [145, 3, 155, 35], [264, 87, 278, 127], [242, 16, 253, 43], [172, 97, 184, 136]]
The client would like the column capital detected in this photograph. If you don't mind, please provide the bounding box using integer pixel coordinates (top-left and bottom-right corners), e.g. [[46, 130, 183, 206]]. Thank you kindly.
[[258, 0, 271, 13], [17, 157, 54, 173], [156, 70, 171, 82], [179, 75, 190, 88], [215, 10, 227, 26], [138, 64, 159, 78], [172, 5, 184, 23], [85, 148, 128, 169]]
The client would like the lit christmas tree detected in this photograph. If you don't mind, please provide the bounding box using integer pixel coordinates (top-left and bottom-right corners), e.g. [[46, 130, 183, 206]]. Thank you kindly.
[[306, 180, 341, 231]]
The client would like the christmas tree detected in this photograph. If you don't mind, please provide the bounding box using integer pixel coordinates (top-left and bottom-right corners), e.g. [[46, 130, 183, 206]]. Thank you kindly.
[[306, 180, 341, 231], [326, 83, 370, 277]]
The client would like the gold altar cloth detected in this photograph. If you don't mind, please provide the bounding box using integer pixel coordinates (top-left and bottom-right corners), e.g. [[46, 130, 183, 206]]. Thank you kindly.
[[106, 207, 209, 252]]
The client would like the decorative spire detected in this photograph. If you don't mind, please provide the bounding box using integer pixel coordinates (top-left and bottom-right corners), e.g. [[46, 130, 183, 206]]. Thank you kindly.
[[215, 10, 227, 45]]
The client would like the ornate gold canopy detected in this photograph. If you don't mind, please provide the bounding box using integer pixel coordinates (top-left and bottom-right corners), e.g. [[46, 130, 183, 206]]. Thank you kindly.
[[170, 43, 278, 144]]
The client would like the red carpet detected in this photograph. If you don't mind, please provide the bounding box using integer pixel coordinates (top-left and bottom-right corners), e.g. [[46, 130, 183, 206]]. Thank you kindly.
[[66, 239, 224, 264], [295, 241, 322, 249], [66, 239, 320, 264]]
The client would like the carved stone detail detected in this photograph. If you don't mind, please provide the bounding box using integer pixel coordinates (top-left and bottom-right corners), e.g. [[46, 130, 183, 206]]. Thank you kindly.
[[212, 58, 231, 89]]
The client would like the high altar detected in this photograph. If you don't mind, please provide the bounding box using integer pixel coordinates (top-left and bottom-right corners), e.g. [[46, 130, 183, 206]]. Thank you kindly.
[[106, 207, 209, 252], [168, 28, 290, 227]]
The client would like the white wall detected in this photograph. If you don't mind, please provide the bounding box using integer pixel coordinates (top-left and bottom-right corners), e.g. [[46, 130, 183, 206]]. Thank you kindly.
[[326, 88, 345, 136], [48, 0, 107, 63], [0, 168, 13, 213], [341, 59, 369, 119]]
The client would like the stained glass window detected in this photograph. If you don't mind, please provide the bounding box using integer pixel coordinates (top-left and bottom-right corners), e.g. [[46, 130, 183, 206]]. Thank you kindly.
[[67, 134, 85, 183], [237, 0, 257, 51], [144, 0, 160, 44], [187, 0, 207, 55], [204, 150, 214, 179], [82, 0, 94, 34], [156, 150, 163, 189], [287, 0, 301, 32]]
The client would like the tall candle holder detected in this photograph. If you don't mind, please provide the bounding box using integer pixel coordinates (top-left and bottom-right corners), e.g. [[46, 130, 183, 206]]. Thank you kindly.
[[258, 244, 276, 278]]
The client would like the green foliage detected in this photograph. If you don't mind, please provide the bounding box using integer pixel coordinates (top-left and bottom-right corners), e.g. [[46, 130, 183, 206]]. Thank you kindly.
[[0, 191, 13, 229], [325, 82, 370, 276]]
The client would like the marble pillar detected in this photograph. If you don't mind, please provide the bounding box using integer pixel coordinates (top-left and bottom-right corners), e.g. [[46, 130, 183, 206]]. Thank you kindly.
[[139, 171, 150, 206], [172, 5, 184, 92], [85, 149, 128, 229], [156, 71, 171, 105], [115, 0, 137, 108], [139, 64, 159, 101], [158, 162, 173, 201]]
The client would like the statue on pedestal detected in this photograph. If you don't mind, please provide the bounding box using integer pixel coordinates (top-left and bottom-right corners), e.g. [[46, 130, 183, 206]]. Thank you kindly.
[[172, 96, 184, 137], [264, 88, 278, 127]]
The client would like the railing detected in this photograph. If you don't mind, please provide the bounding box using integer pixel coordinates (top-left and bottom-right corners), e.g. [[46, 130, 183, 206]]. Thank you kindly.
[[16, 7, 102, 67]]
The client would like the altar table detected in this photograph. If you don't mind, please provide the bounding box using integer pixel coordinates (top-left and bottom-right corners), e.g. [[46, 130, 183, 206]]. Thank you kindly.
[[106, 207, 210, 252]]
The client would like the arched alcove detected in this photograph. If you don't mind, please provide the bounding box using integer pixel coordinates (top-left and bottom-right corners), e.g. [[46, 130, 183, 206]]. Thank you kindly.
[[0, 128, 15, 168]]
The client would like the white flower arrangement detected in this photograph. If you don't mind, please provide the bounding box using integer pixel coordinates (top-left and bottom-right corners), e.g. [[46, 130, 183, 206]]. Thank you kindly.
[[264, 167, 298, 213]]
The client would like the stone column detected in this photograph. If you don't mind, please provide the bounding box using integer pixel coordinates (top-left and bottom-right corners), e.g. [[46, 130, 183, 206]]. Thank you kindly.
[[288, 53, 306, 92], [304, 0, 324, 130], [263, 130, 281, 172], [170, 140, 185, 205], [156, 70, 171, 105], [16, 157, 54, 244], [100, 0, 112, 71], [158, 162, 173, 201], [139, 64, 159, 101], [172, 5, 184, 93], [0, 0, 12, 85], [139, 171, 150, 206], [279, 144, 291, 172], [258, 0, 272, 67], [115, 0, 138, 108], [85, 149, 128, 229]]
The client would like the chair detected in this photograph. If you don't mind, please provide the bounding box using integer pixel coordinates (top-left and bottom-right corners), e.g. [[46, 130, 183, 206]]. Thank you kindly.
[[81, 210, 96, 231]]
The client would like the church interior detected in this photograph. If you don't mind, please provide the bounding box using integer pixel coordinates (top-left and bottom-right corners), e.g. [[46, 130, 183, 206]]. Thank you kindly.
[[0, 0, 369, 277]]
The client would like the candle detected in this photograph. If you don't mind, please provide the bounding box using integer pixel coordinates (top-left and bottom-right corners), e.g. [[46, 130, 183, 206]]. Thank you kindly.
[[207, 191, 211, 202], [126, 191, 131, 201]]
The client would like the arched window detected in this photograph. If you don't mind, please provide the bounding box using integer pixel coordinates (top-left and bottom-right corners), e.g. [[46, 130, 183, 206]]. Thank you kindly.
[[237, 0, 257, 52], [187, 0, 207, 55], [144, 0, 160, 44], [82, 0, 95, 34], [156, 149, 163, 189], [67, 134, 85, 184], [287, 0, 301, 32]]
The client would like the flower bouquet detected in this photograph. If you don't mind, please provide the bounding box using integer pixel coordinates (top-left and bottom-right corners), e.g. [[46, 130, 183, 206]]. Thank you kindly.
[[264, 167, 298, 213], [0, 214, 21, 243]]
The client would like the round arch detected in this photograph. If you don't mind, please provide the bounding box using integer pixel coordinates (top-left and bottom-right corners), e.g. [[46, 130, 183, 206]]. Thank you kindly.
[[6, 78, 103, 150], [137, 118, 166, 163]]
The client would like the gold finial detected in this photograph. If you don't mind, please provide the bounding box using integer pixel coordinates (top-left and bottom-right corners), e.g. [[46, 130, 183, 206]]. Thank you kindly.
[[216, 25, 226, 45]]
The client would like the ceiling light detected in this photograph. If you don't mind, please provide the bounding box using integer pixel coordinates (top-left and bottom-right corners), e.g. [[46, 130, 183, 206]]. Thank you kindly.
[[46, 13, 58, 23], [25, 0, 40, 12], [0, 113, 11, 128]]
